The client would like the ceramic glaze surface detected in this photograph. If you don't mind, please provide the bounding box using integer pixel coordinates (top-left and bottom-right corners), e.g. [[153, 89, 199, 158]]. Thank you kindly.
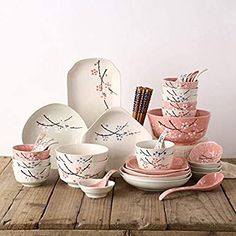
[[189, 141, 223, 163], [135, 140, 175, 170], [67, 58, 121, 127], [162, 101, 197, 110], [55, 144, 108, 187], [82, 107, 152, 170], [148, 109, 210, 144], [22, 103, 87, 168]]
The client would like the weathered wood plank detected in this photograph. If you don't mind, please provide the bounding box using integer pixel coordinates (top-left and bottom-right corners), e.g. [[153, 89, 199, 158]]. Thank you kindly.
[[0, 156, 11, 175], [0, 163, 22, 222], [164, 186, 236, 231], [39, 179, 83, 229], [110, 178, 166, 230], [221, 179, 236, 213], [76, 187, 113, 229], [0, 230, 128, 236], [0, 170, 58, 230], [131, 231, 236, 236]]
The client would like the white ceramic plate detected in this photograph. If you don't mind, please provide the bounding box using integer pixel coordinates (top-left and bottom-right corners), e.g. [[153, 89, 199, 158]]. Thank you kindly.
[[68, 58, 121, 127], [120, 170, 192, 191], [22, 103, 87, 168], [82, 107, 152, 170]]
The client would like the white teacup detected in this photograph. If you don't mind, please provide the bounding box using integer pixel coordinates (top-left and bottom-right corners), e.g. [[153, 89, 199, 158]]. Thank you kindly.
[[135, 140, 175, 170]]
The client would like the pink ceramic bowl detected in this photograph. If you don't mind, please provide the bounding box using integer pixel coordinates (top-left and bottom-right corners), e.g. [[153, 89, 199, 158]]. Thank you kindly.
[[162, 78, 198, 89], [162, 101, 197, 111], [147, 109, 210, 144], [13, 144, 50, 161]]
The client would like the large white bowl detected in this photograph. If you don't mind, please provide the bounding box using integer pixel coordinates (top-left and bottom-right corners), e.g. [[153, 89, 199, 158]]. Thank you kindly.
[[55, 143, 109, 188], [79, 179, 115, 198], [12, 164, 51, 187], [120, 170, 192, 191]]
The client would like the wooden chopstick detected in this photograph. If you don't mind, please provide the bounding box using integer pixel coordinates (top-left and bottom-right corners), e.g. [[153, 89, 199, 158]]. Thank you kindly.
[[132, 86, 143, 120]]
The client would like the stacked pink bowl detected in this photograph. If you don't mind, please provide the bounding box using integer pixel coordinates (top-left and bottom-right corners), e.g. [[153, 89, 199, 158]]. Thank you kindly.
[[188, 141, 223, 179]]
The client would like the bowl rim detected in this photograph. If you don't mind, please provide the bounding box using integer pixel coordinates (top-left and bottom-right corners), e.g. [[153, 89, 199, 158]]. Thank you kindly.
[[136, 139, 175, 150], [56, 143, 109, 156], [12, 144, 50, 155], [148, 108, 211, 119], [163, 77, 198, 84]]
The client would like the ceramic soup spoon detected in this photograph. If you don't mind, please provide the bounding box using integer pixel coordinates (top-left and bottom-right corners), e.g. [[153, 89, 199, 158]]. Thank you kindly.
[[159, 172, 224, 201], [32, 133, 58, 152], [88, 169, 117, 187], [154, 130, 168, 149]]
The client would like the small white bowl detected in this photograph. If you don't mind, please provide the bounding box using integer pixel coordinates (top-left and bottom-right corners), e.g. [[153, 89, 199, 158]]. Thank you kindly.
[[79, 179, 115, 198], [12, 158, 50, 169], [12, 164, 51, 187], [136, 140, 175, 170], [162, 108, 197, 118]]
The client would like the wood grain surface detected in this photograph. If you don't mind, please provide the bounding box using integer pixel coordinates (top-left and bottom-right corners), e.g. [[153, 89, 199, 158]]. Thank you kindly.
[[0, 170, 58, 230], [0, 157, 236, 234], [110, 178, 166, 230], [39, 179, 83, 229]]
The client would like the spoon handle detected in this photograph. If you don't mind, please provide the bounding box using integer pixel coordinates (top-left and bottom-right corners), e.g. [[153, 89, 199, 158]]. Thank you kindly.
[[103, 169, 117, 182], [159, 186, 199, 201]]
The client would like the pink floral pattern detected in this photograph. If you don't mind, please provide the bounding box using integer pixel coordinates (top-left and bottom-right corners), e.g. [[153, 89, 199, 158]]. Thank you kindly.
[[91, 60, 118, 109]]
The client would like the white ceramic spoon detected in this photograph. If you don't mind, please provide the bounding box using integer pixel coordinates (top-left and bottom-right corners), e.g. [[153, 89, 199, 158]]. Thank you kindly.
[[159, 172, 224, 201], [154, 130, 168, 149]]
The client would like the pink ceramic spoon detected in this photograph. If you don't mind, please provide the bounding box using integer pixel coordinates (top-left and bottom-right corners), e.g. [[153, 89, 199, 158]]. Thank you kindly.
[[88, 170, 117, 187], [159, 172, 224, 201]]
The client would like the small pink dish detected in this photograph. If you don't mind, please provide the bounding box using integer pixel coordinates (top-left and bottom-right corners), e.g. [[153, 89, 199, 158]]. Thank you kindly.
[[162, 101, 197, 111], [125, 156, 189, 175], [147, 109, 210, 144], [13, 144, 50, 161], [162, 78, 198, 89], [189, 141, 223, 164]]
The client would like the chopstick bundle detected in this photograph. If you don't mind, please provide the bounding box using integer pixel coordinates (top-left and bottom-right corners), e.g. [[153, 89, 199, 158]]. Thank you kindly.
[[132, 86, 153, 125]]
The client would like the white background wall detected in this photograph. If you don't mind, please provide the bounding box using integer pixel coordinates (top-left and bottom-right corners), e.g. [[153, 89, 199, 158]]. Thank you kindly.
[[0, 0, 236, 157]]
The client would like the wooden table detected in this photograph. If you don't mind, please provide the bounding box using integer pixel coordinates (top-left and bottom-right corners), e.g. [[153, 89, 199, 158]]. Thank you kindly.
[[0, 156, 236, 236]]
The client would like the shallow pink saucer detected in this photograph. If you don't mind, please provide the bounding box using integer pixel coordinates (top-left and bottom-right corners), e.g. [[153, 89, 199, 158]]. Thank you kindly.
[[122, 166, 190, 178], [189, 141, 223, 164], [125, 156, 189, 175]]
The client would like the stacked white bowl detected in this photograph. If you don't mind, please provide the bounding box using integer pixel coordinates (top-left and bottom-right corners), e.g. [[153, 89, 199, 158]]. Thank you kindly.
[[55, 143, 109, 188], [12, 144, 51, 187]]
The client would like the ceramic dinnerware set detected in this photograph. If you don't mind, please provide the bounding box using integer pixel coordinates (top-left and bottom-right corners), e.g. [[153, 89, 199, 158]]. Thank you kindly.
[[11, 58, 223, 199]]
